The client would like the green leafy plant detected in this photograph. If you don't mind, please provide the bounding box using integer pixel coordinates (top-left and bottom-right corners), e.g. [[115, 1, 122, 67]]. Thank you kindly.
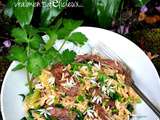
[[83, 0, 122, 28], [5, 0, 67, 27], [4, 0, 88, 94], [8, 0, 34, 27], [134, 0, 150, 7], [40, 0, 68, 26], [8, 19, 88, 93]]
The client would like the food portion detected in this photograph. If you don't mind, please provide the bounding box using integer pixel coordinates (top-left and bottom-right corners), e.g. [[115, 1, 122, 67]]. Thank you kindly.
[[24, 54, 140, 120]]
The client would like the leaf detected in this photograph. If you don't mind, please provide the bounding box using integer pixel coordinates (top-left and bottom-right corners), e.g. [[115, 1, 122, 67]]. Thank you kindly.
[[109, 73, 117, 80], [54, 104, 64, 108], [56, 27, 70, 39], [40, 0, 67, 26], [27, 53, 46, 76], [134, 0, 150, 7], [11, 28, 28, 43], [71, 108, 84, 120], [111, 108, 119, 114], [76, 95, 85, 103], [43, 48, 61, 66], [127, 103, 134, 113], [18, 94, 26, 101], [20, 117, 27, 120], [83, 0, 98, 22], [30, 34, 42, 49], [61, 49, 76, 65], [67, 32, 88, 46], [8, 46, 27, 63], [83, 0, 121, 28], [12, 64, 25, 71], [109, 92, 122, 101], [54, 18, 63, 29], [4, 5, 13, 18], [4, 0, 14, 18], [63, 19, 83, 30], [97, 0, 121, 27], [26, 109, 34, 120], [11, 0, 34, 27], [44, 31, 57, 50], [98, 73, 107, 85], [57, 19, 83, 39], [24, 25, 39, 36]]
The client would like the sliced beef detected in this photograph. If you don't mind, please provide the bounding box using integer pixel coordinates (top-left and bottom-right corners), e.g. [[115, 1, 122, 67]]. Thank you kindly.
[[51, 64, 64, 85], [76, 54, 101, 63], [123, 70, 132, 86], [52, 65, 80, 97], [95, 105, 110, 120], [76, 54, 125, 74], [50, 108, 76, 120], [61, 81, 80, 97], [89, 87, 101, 96], [107, 100, 115, 108], [101, 59, 124, 74]]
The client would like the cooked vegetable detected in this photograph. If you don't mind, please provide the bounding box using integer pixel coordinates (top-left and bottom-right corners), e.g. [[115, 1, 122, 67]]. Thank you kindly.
[[24, 90, 40, 109]]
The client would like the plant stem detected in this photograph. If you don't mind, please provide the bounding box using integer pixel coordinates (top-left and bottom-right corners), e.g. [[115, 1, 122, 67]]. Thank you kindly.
[[27, 70, 32, 93], [58, 40, 66, 51], [26, 30, 32, 93]]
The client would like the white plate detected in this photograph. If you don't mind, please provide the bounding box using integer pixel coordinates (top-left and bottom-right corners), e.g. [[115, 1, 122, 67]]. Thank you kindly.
[[1, 27, 160, 120]]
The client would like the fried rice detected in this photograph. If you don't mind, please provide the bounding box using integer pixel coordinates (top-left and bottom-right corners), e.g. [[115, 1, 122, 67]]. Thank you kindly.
[[24, 54, 140, 120]]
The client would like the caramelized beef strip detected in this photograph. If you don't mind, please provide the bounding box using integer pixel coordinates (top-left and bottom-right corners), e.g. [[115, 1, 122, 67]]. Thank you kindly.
[[107, 100, 115, 108], [51, 64, 64, 85], [50, 108, 76, 120], [51, 64, 80, 97], [89, 87, 101, 96], [76, 54, 101, 62], [76, 54, 131, 84], [61, 81, 80, 97], [95, 105, 110, 120], [76, 54, 124, 73], [101, 59, 124, 74]]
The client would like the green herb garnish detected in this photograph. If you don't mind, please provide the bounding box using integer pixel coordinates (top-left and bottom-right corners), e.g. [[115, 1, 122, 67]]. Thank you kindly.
[[70, 108, 84, 120], [109, 73, 117, 80], [109, 92, 122, 101], [19, 94, 26, 101], [25, 109, 34, 120], [76, 95, 85, 103], [98, 73, 108, 85], [127, 103, 134, 113], [111, 108, 119, 114], [54, 104, 64, 108], [20, 117, 27, 120]]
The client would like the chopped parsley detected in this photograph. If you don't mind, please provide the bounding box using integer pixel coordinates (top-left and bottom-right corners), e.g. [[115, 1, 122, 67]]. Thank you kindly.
[[109, 92, 122, 101], [54, 104, 64, 108], [108, 73, 117, 80], [98, 73, 108, 85], [111, 108, 119, 114], [127, 103, 134, 113], [76, 95, 85, 103], [70, 108, 84, 120]]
